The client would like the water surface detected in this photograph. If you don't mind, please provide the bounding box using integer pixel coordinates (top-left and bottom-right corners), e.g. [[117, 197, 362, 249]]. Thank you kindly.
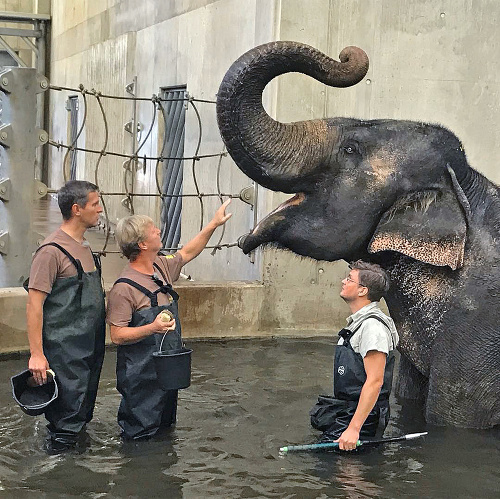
[[0, 338, 498, 498]]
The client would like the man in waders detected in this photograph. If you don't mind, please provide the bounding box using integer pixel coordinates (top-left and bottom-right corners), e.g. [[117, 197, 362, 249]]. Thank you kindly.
[[106, 200, 232, 440], [310, 260, 399, 451], [26, 181, 106, 452]]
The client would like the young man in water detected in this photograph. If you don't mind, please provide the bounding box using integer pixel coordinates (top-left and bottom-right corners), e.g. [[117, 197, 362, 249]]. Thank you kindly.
[[106, 200, 231, 439], [26, 180, 106, 451], [311, 260, 399, 450]]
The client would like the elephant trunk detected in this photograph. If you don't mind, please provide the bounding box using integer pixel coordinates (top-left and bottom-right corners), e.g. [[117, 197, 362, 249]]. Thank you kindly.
[[216, 41, 369, 192]]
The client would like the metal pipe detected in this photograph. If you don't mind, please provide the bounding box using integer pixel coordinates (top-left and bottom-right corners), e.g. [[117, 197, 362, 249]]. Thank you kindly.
[[0, 12, 50, 23]]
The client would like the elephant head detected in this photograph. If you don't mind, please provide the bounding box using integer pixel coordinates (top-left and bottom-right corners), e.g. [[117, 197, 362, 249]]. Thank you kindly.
[[217, 41, 500, 429]]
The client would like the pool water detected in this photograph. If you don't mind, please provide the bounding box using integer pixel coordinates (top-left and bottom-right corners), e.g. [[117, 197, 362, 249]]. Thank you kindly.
[[0, 338, 498, 498]]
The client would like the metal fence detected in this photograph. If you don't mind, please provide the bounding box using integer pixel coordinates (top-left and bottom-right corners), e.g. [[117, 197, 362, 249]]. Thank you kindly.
[[48, 81, 254, 256]]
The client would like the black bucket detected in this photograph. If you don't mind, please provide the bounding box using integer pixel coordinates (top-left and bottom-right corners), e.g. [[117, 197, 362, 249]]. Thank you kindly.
[[152, 347, 192, 390], [11, 369, 58, 416]]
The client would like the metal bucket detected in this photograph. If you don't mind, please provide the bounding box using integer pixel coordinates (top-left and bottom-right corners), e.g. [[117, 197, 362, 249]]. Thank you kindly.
[[11, 369, 58, 416], [152, 347, 192, 390]]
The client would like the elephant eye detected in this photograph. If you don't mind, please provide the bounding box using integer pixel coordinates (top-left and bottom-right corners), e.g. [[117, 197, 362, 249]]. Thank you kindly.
[[343, 144, 358, 155]]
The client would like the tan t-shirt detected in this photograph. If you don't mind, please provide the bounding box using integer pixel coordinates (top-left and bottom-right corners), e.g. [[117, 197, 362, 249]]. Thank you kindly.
[[28, 228, 97, 294], [106, 253, 183, 327]]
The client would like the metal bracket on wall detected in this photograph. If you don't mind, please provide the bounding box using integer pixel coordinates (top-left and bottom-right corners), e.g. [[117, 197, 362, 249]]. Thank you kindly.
[[32, 232, 44, 249], [122, 158, 143, 172], [124, 120, 143, 135], [35, 74, 49, 93], [0, 69, 13, 93], [33, 180, 47, 199], [0, 178, 11, 201], [125, 80, 135, 96], [239, 185, 255, 207], [121, 197, 132, 211], [36, 128, 48, 145], [0, 124, 12, 148], [0, 231, 9, 255]]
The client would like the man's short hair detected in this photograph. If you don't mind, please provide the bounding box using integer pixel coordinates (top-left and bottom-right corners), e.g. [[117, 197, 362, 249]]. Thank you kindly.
[[349, 260, 390, 302], [58, 180, 99, 220], [115, 215, 154, 262]]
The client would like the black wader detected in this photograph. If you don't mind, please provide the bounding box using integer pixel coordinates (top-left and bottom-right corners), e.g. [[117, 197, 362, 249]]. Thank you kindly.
[[115, 264, 182, 440], [310, 315, 395, 441], [38, 243, 106, 446]]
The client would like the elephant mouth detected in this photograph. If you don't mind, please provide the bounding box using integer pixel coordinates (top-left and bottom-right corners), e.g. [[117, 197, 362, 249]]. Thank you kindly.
[[238, 192, 305, 253]]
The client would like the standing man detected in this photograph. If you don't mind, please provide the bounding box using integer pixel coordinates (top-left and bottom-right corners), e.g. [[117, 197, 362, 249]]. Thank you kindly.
[[311, 260, 399, 450], [26, 180, 106, 452], [106, 200, 232, 440]]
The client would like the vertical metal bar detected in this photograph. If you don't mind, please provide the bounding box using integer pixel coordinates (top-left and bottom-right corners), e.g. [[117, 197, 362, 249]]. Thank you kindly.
[[249, 181, 258, 264], [124, 76, 137, 213], [69, 96, 78, 179]]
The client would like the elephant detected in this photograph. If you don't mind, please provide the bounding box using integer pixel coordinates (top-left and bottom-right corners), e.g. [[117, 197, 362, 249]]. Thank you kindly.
[[216, 41, 500, 429]]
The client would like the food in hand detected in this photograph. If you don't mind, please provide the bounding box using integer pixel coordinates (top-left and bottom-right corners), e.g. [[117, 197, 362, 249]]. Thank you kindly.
[[160, 310, 174, 322]]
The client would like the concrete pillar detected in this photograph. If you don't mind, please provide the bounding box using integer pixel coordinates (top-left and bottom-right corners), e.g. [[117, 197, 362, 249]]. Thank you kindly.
[[0, 67, 48, 287]]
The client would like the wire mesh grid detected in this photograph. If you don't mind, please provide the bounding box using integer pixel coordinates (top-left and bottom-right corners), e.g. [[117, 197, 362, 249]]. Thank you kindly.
[[48, 83, 252, 256]]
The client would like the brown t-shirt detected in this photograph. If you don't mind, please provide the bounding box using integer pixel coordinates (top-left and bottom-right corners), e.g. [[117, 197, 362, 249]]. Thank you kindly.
[[106, 254, 183, 327], [28, 228, 97, 294]]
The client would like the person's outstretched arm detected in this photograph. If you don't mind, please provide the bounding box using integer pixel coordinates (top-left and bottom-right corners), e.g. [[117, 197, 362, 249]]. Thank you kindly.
[[178, 199, 232, 264]]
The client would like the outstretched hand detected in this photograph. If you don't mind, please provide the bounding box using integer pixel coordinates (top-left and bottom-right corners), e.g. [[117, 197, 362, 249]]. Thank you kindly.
[[211, 199, 232, 227]]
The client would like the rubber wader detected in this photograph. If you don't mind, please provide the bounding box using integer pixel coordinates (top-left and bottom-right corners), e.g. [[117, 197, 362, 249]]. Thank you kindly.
[[114, 266, 182, 440], [310, 315, 395, 441], [35, 243, 105, 447]]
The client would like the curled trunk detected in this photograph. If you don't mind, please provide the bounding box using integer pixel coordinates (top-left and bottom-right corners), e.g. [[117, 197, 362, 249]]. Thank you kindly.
[[216, 41, 369, 192]]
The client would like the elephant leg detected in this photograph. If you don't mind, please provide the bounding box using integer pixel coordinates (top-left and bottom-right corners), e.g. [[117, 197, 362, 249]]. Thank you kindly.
[[425, 335, 499, 428], [394, 353, 428, 402]]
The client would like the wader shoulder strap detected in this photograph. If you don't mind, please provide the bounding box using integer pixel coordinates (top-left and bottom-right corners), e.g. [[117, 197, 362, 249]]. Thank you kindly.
[[114, 277, 158, 305], [151, 263, 179, 302], [38, 242, 84, 279], [350, 314, 394, 349], [24, 242, 84, 291], [113, 277, 179, 307], [153, 262, 169, 284], [92, 252, 102, 277]]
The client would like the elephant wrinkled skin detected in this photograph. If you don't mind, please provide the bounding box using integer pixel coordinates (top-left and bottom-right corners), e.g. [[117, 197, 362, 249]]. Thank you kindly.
[[217, 41, 500, 429]]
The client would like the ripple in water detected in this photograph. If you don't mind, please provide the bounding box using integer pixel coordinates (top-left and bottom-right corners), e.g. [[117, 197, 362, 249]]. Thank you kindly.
[[0, 339, 498, 498]]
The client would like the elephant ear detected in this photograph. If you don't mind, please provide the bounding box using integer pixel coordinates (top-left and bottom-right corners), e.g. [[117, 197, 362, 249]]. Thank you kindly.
[[368, 171, 467, 270]]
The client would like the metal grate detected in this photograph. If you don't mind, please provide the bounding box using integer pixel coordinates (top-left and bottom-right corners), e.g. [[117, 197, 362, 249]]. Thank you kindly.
[[159, 86, 186, 250]]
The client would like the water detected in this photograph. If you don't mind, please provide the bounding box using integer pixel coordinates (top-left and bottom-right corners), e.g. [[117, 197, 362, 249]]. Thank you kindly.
[[0, 338, 498, 498]]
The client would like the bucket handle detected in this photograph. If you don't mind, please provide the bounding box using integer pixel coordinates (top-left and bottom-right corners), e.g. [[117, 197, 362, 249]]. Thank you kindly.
[[26, 369, 56, 388], [159, 332, 168, 353], [158, 332, 186, 353]]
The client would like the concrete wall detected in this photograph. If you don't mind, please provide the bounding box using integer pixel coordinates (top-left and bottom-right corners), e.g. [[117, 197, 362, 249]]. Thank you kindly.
[[2, 0, 494, 346], [0, 282, 273, 355], [47, 0, 279, 282]]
